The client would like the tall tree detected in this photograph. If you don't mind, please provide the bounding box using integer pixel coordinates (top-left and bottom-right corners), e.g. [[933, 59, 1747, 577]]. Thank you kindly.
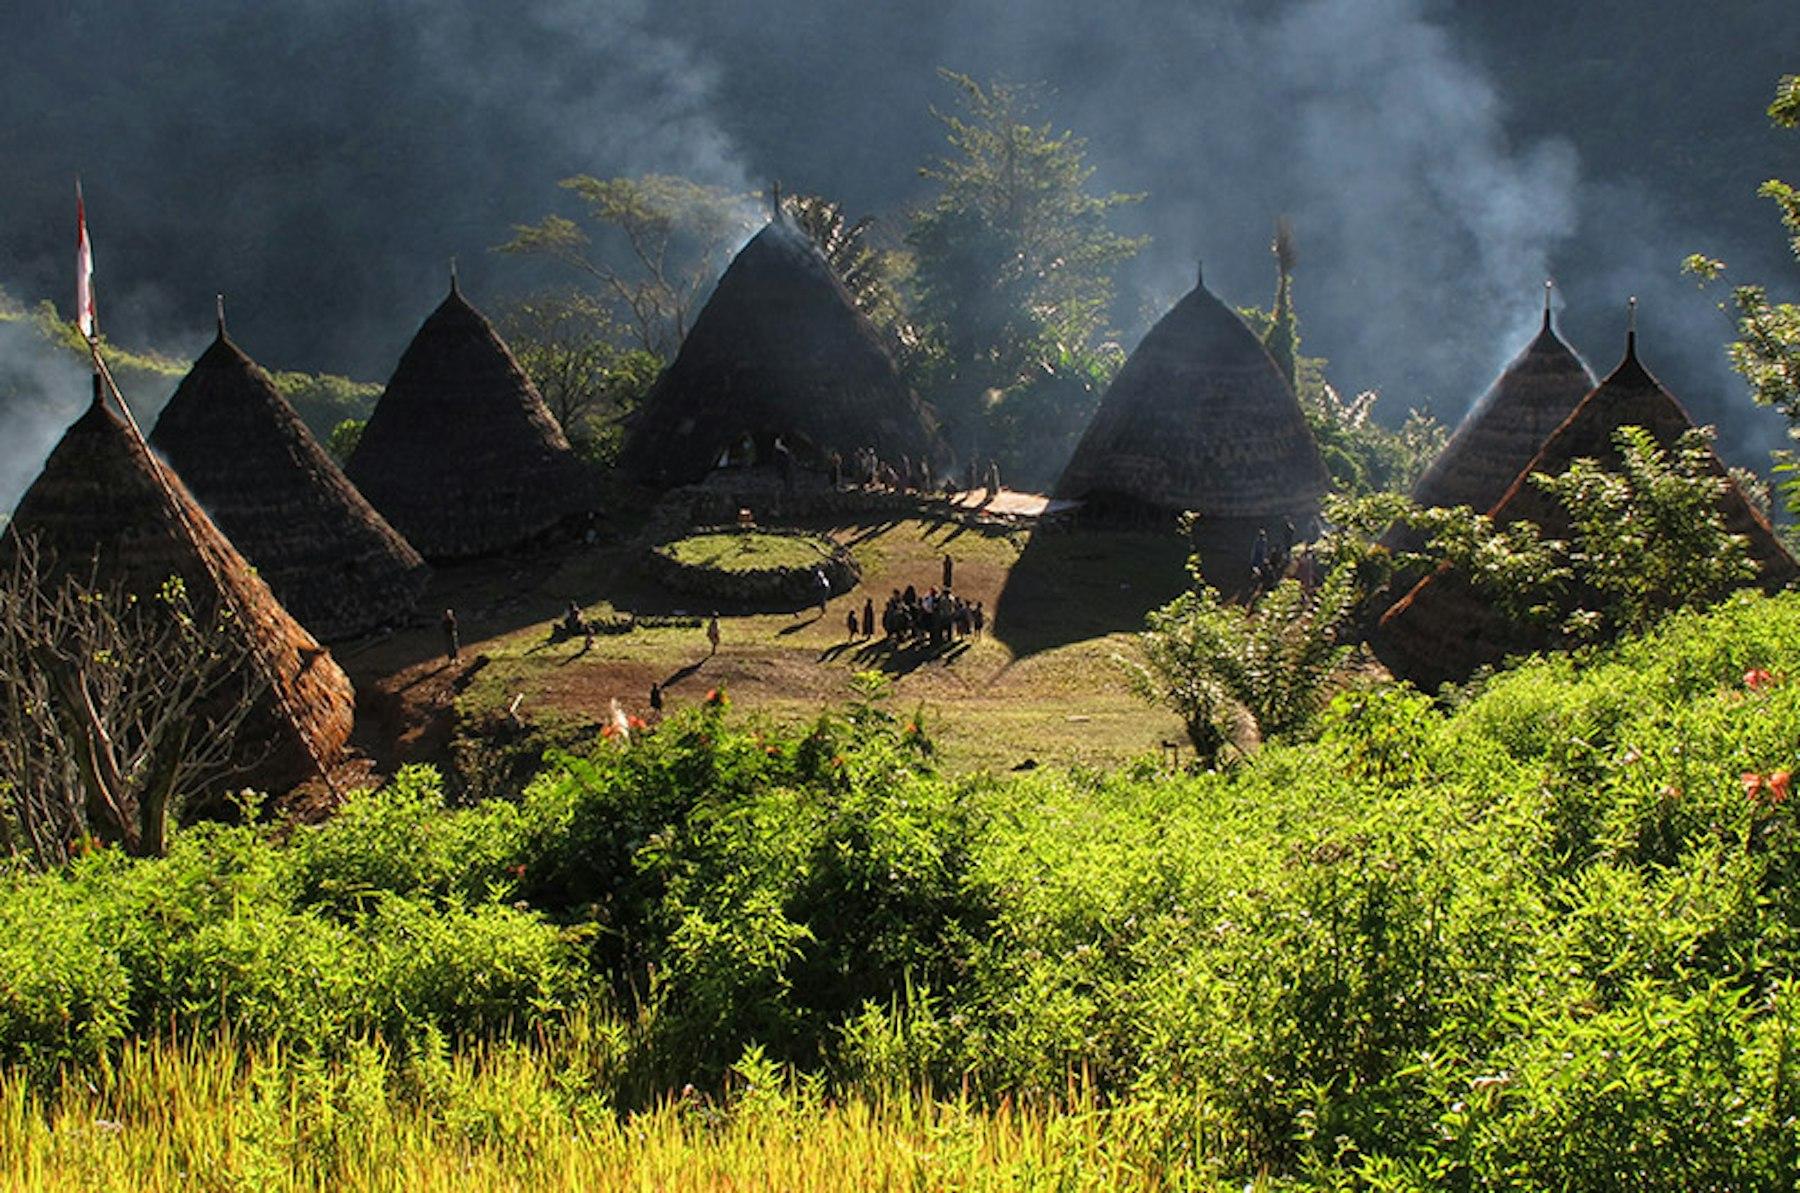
[[498, 290, 660, 460], [502, 175, 751, 358], [1688, 74, 1800, 458], [907, 71, 1146, 449], [1264, 217, 1300, 391]]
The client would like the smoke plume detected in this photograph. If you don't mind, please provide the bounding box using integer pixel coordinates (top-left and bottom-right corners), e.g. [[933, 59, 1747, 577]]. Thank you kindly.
[[0, 319, 90, 514]]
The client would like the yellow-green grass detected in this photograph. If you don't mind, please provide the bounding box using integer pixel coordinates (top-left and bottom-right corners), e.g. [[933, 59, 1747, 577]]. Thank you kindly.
[[658, 529, 836, 572], [450, 516, 1189, 773], [0, 1035, 1225, 1192]]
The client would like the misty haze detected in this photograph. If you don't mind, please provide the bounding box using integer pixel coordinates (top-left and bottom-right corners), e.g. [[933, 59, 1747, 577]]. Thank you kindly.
[[3, 0, 1796, 502]]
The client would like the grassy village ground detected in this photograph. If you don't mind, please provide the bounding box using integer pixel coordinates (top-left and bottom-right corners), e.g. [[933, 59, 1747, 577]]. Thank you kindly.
[[342, 503, 1196, 787]]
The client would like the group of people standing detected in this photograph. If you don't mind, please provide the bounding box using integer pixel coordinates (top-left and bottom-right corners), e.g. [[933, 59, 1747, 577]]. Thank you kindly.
[[828, 447, 1003, 501], [842, 553, 985, 648], [1248, 516, 1324, 594]]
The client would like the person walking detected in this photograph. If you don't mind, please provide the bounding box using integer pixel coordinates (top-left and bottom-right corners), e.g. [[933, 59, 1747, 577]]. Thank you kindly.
[[942, 553, 954, 592], [813, 565, 831, 615], [441, 608, 460, 663], [649, 682, 664, 714], [862, 596, 875, 640], [706, 612, 721, 657]]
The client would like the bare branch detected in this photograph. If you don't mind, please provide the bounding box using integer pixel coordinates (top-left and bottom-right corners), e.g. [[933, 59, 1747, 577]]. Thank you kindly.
[[0, 535, 268, 866]]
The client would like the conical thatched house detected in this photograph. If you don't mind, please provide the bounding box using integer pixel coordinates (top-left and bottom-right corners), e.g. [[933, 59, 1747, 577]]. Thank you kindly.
[[1375, 326, 1796, 690], [4, 394, 355, 785], [346, 280, 591, 559], [1055, 267, 1329, 521], [1411, 294, 1595, 516], [149, 324, 429, 641], [1051, 267, 1329, 594], [619, 216, 944, 486]]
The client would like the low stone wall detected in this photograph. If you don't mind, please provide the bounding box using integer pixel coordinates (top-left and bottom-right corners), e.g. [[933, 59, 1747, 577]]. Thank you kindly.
[[644, 527, 861, 607]]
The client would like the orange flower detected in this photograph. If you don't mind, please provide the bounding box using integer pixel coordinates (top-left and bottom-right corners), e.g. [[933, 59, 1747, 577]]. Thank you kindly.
[[1745, 668, 1776, 692], [1744, 772, 1765, 801], [704, 688, 726, 707], [766, 745, 780, 757], [628, 715, 648, 732], [601, 723, 618, 739], [1770, 771, 1791, 804]]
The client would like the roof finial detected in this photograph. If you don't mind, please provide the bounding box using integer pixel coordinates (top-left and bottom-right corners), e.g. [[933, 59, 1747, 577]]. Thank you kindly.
[[771, 180, 783, 222], [216, 292, 226, 337], [1196, 258, 1204, 289], [1542, 279, 1553, 330], [1626, 295, 1638, 358], [450, 256, 460, 295]]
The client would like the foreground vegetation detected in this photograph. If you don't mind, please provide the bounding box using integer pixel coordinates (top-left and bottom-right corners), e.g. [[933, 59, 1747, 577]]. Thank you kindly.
[[8, 591, 1800, 1187], [2, 1038, 1201, 1191]]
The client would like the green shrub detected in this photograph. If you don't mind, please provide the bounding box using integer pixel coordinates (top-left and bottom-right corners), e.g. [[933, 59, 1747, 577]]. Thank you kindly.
[[0, 872, 132, 1074], [10, 591, 1800, 1187], [287, 766, 528, 912]]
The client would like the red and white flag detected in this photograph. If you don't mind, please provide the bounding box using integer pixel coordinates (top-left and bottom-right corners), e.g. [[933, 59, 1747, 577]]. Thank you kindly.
[[75, 180, 96, 339]]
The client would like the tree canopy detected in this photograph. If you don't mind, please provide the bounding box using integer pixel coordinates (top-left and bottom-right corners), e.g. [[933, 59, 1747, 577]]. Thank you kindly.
[[501, 174, 752, 358], [906, 71, 1145, 456]]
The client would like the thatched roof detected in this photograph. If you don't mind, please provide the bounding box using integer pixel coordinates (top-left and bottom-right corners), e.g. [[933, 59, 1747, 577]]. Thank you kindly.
[[4, 395, 355, 784], [1375, 330, 1796, 690], [1411, 304, 1595, 515], [346, 281, 592, 559], [1055, 271, 1329, 519], [149, 328, 429, 641], [619, 218, 944, 486]]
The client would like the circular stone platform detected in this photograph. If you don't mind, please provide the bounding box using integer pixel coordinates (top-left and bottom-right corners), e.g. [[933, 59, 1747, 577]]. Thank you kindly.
[[645, 527, 859, 607]]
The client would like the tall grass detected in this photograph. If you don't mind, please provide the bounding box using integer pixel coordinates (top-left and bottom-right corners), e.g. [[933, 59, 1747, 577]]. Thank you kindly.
[[0, 1032, 1223, 1192]]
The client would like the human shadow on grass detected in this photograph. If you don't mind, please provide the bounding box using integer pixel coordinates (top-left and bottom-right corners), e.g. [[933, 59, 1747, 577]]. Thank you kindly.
[[659, 658, 709, 689], [393, 663, 456, 693], [841, 518, 904, 548], [820, 636, 972, 676], [555, 640, 594, 666], [776, 611, 827, 636]]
